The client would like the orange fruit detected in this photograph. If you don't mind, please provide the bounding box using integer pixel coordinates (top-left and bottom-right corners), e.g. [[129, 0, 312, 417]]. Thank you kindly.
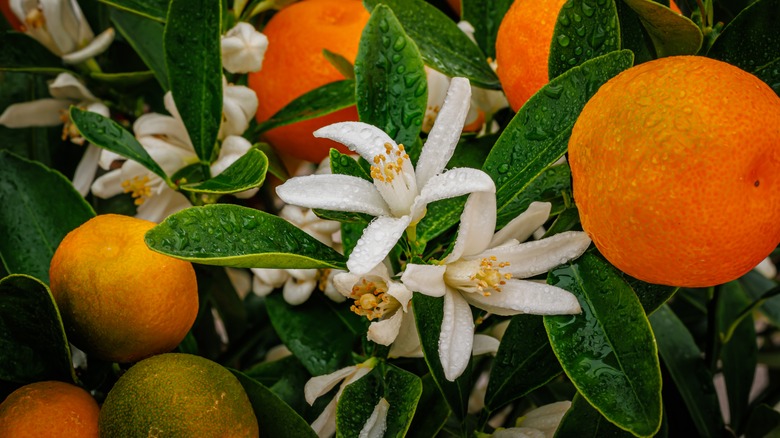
[[49, 214, 198, 363], [568, 56, 780, 287], [495, 0, 567, 111], [248, 0, 369, 163], [98, 353, 259, 437], [0, 380, 99, 437]]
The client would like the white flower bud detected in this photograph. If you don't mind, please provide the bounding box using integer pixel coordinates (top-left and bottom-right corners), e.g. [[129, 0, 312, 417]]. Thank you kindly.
[[221, 22, 269, 73]]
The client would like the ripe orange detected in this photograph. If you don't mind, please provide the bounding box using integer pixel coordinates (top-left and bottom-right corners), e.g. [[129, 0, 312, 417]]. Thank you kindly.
[[49, 214, 199, 363], [495, 0, 567, 111], [0, 381, 99, 437], [568, 56, 780, 287], [98, 353, 259, 437], [248, 0, 369, 163]]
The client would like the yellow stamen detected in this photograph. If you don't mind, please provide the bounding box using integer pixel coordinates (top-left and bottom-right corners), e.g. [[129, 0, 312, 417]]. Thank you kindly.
[[348, 278, 394, 321], [370, 142, 409, 183], [25, 8, 45, 29], [470, 256, 512, 296], [121, 175, 152, 205], [59, 110, 85, 145]]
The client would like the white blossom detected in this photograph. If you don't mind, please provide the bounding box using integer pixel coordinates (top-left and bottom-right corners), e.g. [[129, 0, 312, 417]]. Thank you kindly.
[[221, 22, 268, 73]]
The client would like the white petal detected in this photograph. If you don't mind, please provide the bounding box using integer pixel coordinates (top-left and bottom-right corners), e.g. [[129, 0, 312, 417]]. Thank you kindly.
[[446, 191, 496, 262], [440, 290, 475, 381], [62, 27, 115, 64], [463, 280, 581, 316], [422, 67, 450, 133], [90, 169, 125, 198], [472, 334, 500, 356], [490, 202, 552, 248], [522, 401, 572, 435], [347, 215, 411, 275], [251, 268, 289, 288], [305, 365, 358, 404], [221, 22, 268, 73], [333, 271, 360, 297], [133, 113, 191, 147], [401, 264, 447, 297], [310, 396, 338, 438], [72, 143, 102, 196], [40, 0, 82, 55], [276, 174, 391, 217], [225, 267, 252, 299], [367, 310, 404, 346], [415, 77, 472, 188], [282, 276, 317, 305], [49, 72, 97, 101], [412, 168, 495, 222], [386, 280, 412, 309], [755, 257, 777, 279], [220, 82, 258, 138], [314, 122, 397, 163], [135, 189, 191, 223], [359, 398, 390, 438], [388, 311, 423, 358], [211, 135, 253, 176], [490, 231, 591, 278], [0, 99, 69, 127]]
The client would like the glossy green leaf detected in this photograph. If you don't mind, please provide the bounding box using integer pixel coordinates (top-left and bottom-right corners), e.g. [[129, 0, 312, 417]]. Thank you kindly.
[[363, 0, 500, 89], [461, 0, 513, 59], [622, 0, 703, 57], [181, 148, 267, 194], [164, 0, 222, 166], [485, 315, 562, 411], [70, 107, 172, 185], [265, 293, 355, 376], [323, 49, 356, 80], [406, 374, 450, 438], [555, 394, 636, 437], [621, 272, 678, 315], [0, 151, 95, 283], [329, 149, 371, 180], [99, 0, 169, 22], [549, 0, 621, 79], [415, 196, 466, 246], [740, 270, 780, 326], [706, 0, 780, 95], [494, 163, 573, 229], [355, 5, 427, 148], [0, 274, 75, 383], [545, 252, 662, 436], [145, 204, 346, 269], [231, 369, 318, 438], [745, 404, 780, 438], [412, 293, 472, 419], [718, 281, 757, 432], [244, 355, 313, 416], [483, 50, 634, 227], [649, 304, 723, 436], [614, 0, 656, 65], [256, 142, 289, 181], [194, 265, 248, 348], [110, 7, 169, 90], [337, 367, 382, 438], [256, 80, 356, 135], [0, 32, 67, 73]]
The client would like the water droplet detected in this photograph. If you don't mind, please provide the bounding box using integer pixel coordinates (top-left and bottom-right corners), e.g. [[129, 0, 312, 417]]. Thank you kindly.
[[557, 34, 571, 47], [582, 2, 595, 17]]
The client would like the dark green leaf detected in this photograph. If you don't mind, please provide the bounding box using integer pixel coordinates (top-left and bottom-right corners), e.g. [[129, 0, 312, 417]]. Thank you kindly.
[[231, 369, 318, 438], [485, 315, 562, 411], [70, 107, 172, 185], [461, 0, 513, 59], [323, 49, 356, 80], [0, 72, 58, 166], [0, 32, 67, 73], [256, 81, 357, 135], [146, 204, 346, 269], [164, 0, 222, 165], [415, 196, 466, 246], [649, 304, 723, 437], [615, 0, 657, 65], [706, 0, 780, 95], [100, 0, 169, 22], [382, 365, 423, 437], [555, 393, 636, 437], [745, 404, 780, 438], [243, 355, 313, 416], [256, 142, 289, 181], [265, 293, 355, 376], [195, 265, 248, 348], [622, 272, 678, 315], [0, 274, 75, 383], [363, 0, 500, 89], [337, 367, 382, 438], [406, 374, 450, 438], [494, 163, 573, 228], [110, 7, 169, 90], [740, 270, 780, 326], [549, 0, 621, 79], [181, 148, 267, 194], [483, 50, 634, 228], [412, 293, 472, 419], [545, 252, 662, 436], [622, 0, 703, 57], [0, 151, 95, 283], [355, 5, 427, 148]]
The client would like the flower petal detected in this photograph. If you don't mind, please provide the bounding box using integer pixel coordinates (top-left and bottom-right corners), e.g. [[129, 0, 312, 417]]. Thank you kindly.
[[521, 401, 572, 435], [489, 231, 591, 278], [135, 188, 191, 223], [62, 27, 115, 64], [314, 121, 397, 163], [446, 191, 496, 262], [472, 334, 500, 356], [310, 396, 338, 438], [49, 72, 97, 101], [387, 280, 412, 309], [0, 99, 69, 127], [401, 264, 447, 297], [463, 279, 581, 316], [367, 309, 404, 346], [133, 113, 191, 148], [490, 202, 551, 248], [440, 290, 475, 381], [415, 77, 472, 188], [360, 398, 390, 438], [347, 215, 411, 275], [388, 311, 423, 358], [304, 365, 358, 404], [282, 275, 317, 305], [90, 169, 125, 198], [277, 174, 391, 217], [72, 143, 102, 196], [411, 168, 495, 222]]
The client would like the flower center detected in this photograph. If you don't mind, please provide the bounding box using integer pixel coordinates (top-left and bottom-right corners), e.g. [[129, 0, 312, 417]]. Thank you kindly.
[[370, 142, 417, 217], [25, 8, 45, 29], [349, 278, 397, 321], [59, 109, 86, 145], [445, 256, 513, 296], [121, 175, 152, 205]]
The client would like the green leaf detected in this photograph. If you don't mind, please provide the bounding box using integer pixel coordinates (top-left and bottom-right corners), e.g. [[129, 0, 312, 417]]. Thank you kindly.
[[329, 149, 371, 180], [363, 0, 500, 89], [88, 71, 155, 86], [0, 32, 67, 73], [549, 0, 621, 79], [406, 374, 450, 438], [265, 293, 355, 376], [415, 196, 466, 246], [99, 0, 169, 22], [145, 204, 346, 269], [461, 0, 513, 59], [256, 80, 356, 135], [615, 0, 657, 65], [621, 272, 678, 315], [0, 274, 75, 384], [110, 7, 169, 90], [745, 404, 780, 438], [164, 0, 222, 166], [649, 304, 723, 437], [355, 5, 427, 148], [494, 163, 573, 229], [484, 315, 562, 411], [740, 270, 780, 326], [483, 50, 634, 227], [69, 107, 172, 186], [706, 0, 780, 95], [337, 367, 382, 438], [545, 252, 662, 436], [231, 369, 318, 438], [244, 355, 313, 416], [555, 393, 637, 437], [622, 0, 703, 57], [412, 293, 472, 419], [181, 148, 267, 194], [0, 151, 95, 283], [323, 49, 356, 80]]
